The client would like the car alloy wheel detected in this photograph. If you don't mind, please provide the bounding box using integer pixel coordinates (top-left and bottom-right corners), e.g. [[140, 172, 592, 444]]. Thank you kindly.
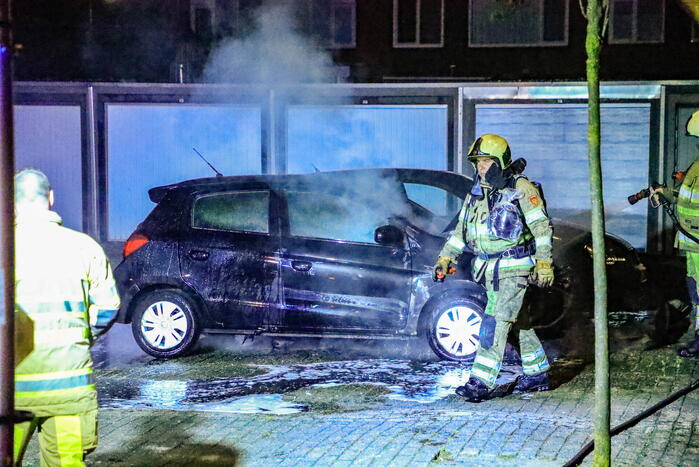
[[132, 289, 201, 358], [427, 297, 484, 361]]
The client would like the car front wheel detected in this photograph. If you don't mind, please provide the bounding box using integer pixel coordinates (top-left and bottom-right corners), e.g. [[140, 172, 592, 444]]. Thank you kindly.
[[131, 289, 201, 358], [426, 296, 485, 361]]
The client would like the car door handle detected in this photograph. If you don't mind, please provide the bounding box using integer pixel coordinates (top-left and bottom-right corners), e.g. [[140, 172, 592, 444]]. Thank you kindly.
[[188, 249, 210, 261], [291, 261, 312, 272]]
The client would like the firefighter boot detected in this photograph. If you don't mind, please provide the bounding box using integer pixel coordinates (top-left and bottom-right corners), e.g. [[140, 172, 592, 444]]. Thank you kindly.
[[513, 371, 550, 394], [455, 376, 520, 402], [677, 332, 699, 358]]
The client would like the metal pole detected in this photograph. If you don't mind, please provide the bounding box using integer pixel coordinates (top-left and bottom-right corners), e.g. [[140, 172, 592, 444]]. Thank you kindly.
[[0, 0, 14, 465], [584, 0, 611, 465]]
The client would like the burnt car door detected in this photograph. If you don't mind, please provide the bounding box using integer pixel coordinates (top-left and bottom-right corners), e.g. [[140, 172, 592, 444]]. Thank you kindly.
[[278, 189, 414, 332], [179, 186, 283, 330]]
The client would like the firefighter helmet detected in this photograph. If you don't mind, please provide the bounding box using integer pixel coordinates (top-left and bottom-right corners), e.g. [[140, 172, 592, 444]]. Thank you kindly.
[[687, 110, 699, 137], [467, 134, 512, 169]]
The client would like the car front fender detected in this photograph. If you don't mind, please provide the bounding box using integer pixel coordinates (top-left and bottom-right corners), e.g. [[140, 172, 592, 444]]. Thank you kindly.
[[406, 276, 487, 335]]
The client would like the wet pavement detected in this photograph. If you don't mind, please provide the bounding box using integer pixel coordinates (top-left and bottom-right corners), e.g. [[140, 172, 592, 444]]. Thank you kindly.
[[98, 359, 521, 413], [18, 323, 699, 466]]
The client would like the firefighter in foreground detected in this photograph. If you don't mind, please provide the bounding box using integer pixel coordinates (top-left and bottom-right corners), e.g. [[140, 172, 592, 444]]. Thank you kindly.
[[653, 110, 699, 357], [13, 169, 121, 466], [434, 134, 554, 402]]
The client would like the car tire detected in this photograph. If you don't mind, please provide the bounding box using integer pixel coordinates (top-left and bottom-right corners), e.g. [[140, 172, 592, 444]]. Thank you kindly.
[[426, 296, 485, 361], [131, 289, 201, 358]]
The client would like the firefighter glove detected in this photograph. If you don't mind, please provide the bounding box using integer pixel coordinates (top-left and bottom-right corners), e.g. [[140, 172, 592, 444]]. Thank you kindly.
[[433, 256, 455, 282], [535, 260, 554, 288]]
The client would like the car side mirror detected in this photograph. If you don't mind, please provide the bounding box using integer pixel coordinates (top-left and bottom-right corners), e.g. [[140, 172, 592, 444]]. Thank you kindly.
[[374, 225, 404, 246]]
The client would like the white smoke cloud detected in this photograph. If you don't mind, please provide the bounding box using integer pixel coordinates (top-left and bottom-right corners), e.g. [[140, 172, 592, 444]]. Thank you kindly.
[[202, 1, 340, 84]]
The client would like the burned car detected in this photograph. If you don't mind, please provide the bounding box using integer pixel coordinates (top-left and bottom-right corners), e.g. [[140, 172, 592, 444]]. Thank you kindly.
[[114, 169, 688, 360]]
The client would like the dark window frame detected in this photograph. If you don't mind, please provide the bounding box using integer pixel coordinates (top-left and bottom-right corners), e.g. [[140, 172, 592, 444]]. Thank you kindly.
[[467, 0, 569, 48], [393, 0, 445, 48], [608, 0, 665, 44]]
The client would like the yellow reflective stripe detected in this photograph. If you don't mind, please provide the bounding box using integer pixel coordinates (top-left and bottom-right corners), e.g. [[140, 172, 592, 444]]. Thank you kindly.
[[15, 385, 95, 399], [521, 348, 546, 363], [473, 354, 499, 369], [470, 366, 498, 386], [678, 185, 699, 200], [482, 256, 533, 272], [16, 368, 92, 382], [524, 209, 546, 224], [446, 236, 465, 251], [54, 415, 84, 466], [677, 204, 699, 216], [535, 236, 552, 247], [35, 328, 89, 346]]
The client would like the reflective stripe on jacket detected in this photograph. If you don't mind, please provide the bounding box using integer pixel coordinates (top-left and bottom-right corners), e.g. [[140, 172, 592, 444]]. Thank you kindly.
[[439, 177, 553, 282], [14, 209, 120, 416]]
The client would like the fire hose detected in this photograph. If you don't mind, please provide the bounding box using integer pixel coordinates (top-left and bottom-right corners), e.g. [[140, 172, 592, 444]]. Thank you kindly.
[[627, 184, 699, 245], [563, 376, 699, 466]]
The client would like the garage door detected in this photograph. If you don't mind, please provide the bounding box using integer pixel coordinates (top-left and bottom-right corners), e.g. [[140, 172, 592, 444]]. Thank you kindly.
[[476, 103, 650, 249]]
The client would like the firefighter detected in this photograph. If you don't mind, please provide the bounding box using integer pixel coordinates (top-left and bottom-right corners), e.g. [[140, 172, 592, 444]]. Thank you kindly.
[[13, 169, 121, 466], [656, 111, 699, 357], [434, 134, 554, 402]]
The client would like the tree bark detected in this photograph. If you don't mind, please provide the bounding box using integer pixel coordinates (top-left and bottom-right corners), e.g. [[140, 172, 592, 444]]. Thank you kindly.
[[584, 0, 610, 465]]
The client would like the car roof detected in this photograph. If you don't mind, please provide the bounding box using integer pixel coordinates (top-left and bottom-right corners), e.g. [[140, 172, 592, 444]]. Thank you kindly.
[[148, 168, 472, 203]]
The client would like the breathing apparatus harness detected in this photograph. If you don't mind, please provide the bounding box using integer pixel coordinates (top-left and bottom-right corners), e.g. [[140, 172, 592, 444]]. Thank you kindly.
[[468, 158, 537, 290]]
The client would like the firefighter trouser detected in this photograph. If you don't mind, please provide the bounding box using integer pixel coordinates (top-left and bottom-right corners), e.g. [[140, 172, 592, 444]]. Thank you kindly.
[[686, 252, 699, 332], [470, 275, 550, 388], [14, 409, 98, 467]]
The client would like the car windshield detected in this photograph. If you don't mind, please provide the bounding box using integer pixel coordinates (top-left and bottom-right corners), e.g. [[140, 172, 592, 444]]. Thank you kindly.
[[402, 182, 465, 235]]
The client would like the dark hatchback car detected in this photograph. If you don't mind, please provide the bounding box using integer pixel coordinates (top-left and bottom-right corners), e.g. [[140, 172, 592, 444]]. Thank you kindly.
[[114, 169, 688, 360]]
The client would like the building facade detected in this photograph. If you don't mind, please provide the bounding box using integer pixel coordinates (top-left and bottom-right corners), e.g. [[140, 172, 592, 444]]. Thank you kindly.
[[13, 1, 699, 83]]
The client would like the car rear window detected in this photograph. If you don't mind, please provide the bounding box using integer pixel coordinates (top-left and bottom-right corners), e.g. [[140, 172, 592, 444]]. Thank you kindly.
[[286, 190, 388, 244], [192, 191, 269, 234]]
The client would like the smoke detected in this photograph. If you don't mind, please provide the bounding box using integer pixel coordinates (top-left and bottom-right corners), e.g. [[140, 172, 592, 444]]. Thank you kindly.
[[202, 1, 341, 84]]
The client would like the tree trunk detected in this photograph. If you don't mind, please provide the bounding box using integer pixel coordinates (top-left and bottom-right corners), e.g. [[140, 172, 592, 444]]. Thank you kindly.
[[584, 0, 610, 465]]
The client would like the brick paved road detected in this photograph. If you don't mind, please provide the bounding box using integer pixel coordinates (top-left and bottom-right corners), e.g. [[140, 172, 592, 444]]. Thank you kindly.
[[19, 338, 699, 466]]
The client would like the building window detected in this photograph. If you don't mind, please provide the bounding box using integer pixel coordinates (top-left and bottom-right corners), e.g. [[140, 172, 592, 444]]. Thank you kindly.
[[609, 0, 664, 44], [393, 0, 445, 48], [303, 0, 357, 48], [469, 0, 568, 47]]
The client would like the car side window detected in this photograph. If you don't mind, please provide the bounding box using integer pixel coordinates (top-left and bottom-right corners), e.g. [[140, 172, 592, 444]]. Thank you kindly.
[[286, 191, 385, 244], [192, 191, 269, 234]]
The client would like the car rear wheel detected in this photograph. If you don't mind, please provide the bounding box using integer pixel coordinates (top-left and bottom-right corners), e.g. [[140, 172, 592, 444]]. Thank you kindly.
[[426, 296, 485, 361], [131, 289, 201, 358]]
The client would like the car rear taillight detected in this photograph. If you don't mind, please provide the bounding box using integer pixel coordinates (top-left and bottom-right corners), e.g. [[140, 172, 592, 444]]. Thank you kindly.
[[123, 232, 149, 258]]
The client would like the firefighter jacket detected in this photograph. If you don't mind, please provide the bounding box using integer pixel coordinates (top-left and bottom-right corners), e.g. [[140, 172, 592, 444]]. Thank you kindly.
[[676, 160, 699, 253], [14, 209, 120, 417], [439, 177, 553, 283]]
